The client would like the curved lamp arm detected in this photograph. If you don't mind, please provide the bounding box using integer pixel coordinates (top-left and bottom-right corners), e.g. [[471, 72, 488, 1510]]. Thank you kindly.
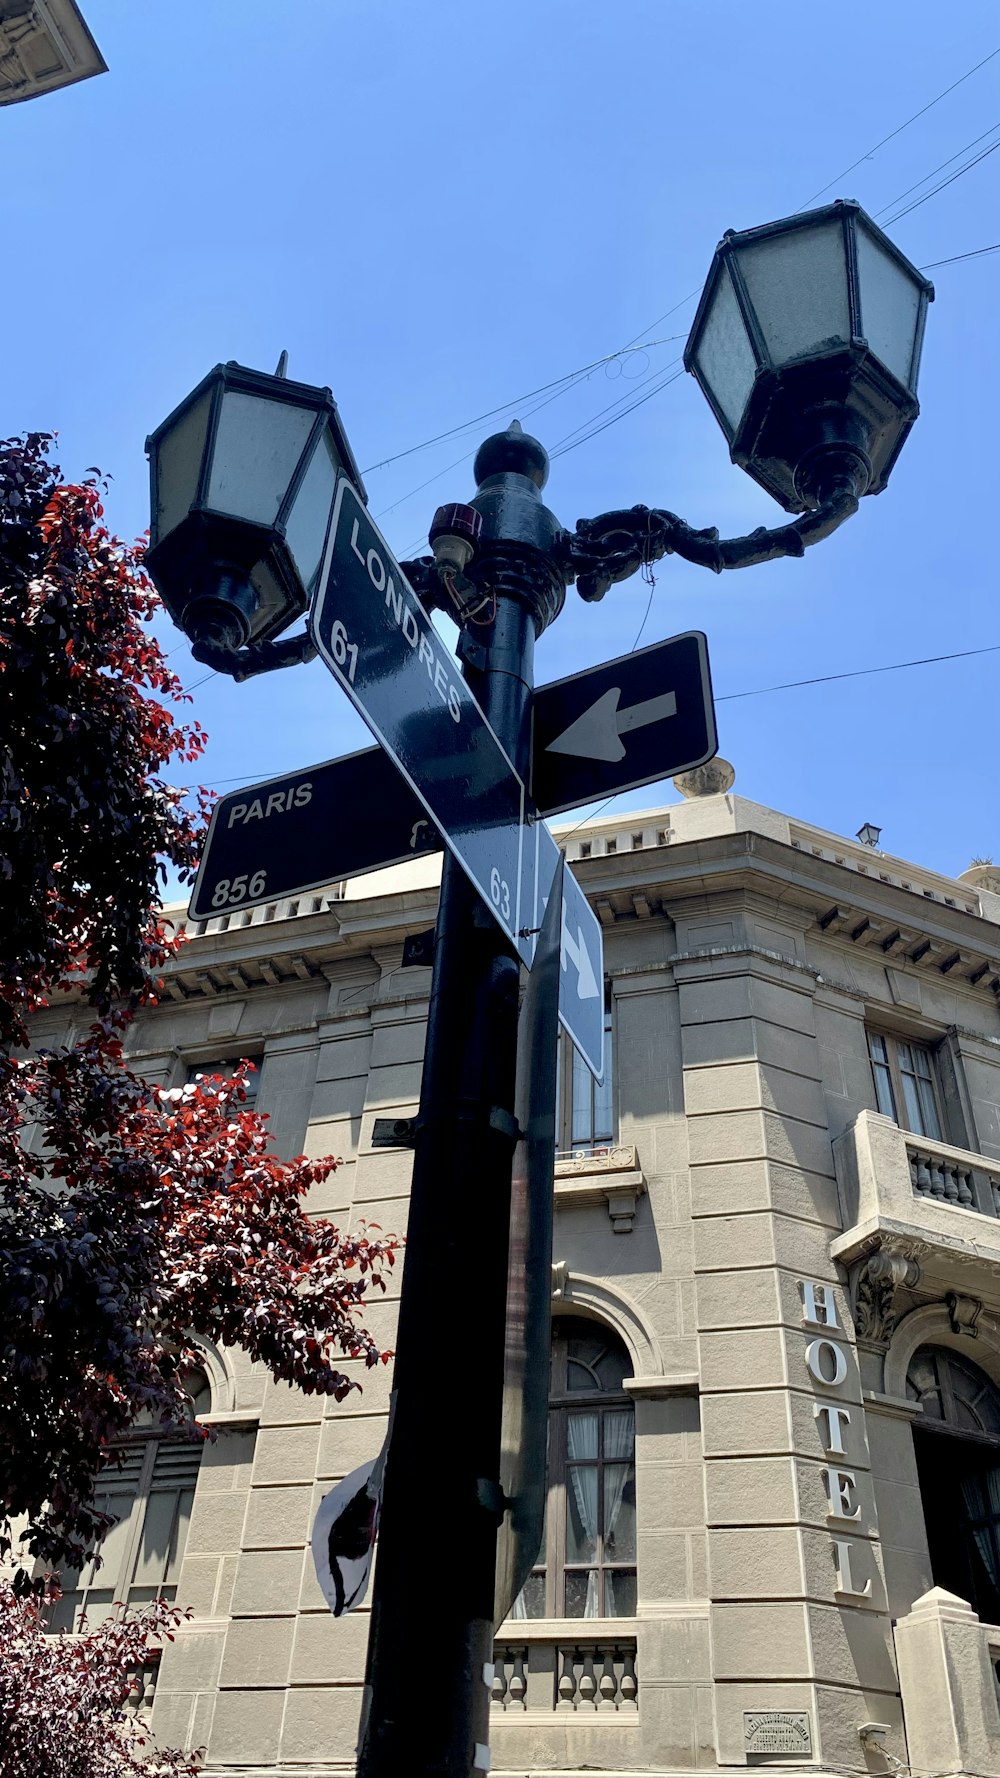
[[562, 487, 860, 603]]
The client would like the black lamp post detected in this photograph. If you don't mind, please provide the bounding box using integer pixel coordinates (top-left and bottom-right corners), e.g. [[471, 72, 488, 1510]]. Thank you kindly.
[[146, 200, 931, 1778]]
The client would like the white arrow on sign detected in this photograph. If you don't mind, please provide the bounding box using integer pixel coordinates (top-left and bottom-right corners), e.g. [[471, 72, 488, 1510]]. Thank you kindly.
[[561, 903, 600, 1000], [545, 686, 677, 764]]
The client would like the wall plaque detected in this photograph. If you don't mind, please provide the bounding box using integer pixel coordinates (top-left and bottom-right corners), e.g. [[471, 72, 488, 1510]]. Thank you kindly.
[[743, 1712, 812, 1756]]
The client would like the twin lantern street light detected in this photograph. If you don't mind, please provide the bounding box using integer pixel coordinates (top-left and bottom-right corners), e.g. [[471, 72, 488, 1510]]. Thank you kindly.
[[145, 199, 932, 1778], [146, 199, 932, 674]]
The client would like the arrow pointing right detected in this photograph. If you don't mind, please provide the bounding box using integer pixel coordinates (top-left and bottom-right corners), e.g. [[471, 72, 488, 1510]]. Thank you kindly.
[[545, 686, 677, 763], [561, 904, 600, 1000]]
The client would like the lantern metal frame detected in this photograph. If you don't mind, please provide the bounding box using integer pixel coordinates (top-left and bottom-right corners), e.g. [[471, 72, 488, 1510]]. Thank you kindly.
[[145, 361, 366, 659], [683, 199, 934, 512]]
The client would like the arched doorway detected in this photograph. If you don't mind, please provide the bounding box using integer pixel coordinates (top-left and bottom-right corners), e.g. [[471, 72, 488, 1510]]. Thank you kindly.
[[909, 1344, 1000, 1620]]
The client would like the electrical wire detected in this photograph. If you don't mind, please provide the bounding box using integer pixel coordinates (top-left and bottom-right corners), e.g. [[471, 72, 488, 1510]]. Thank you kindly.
[[360, 338, 685, 476], [550, 368, 686, 461], [798, 43, 1000, 208], [543, 643, 1000, 846], [881, 133, 1000, 228], [874, 119, 1000, 221], [921, 239, 1000, 268]]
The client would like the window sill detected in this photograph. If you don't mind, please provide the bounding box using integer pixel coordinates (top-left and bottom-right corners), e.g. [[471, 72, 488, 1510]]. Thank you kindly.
[[554, 1146, 645, 1234], [495, 1616, 638, 1640]]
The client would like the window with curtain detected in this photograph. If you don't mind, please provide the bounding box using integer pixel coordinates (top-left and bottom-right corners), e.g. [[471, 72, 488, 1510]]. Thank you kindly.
[[47, 1372, 211, 1632], [511, 1317, 635, 1621], [559, 990, 614, 1155], [867, 1029, 943, 1140]]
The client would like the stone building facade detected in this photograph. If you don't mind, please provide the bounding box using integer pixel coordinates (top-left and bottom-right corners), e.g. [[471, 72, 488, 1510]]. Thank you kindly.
[[34, 775, 1000, 1775]]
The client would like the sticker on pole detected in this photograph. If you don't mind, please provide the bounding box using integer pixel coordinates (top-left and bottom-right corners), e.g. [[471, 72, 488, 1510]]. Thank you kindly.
[[312, 1456, 383, 1617]]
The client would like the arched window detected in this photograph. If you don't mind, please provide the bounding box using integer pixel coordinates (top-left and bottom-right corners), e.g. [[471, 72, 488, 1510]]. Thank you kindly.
[[513, 1316, 636, 1620], [908, 1345, 1000, 1622], [48, 1372, 211, 1632]]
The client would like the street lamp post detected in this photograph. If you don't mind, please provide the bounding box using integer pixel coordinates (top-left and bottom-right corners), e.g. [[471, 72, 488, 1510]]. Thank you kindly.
[[146, 201, 931, 1778]]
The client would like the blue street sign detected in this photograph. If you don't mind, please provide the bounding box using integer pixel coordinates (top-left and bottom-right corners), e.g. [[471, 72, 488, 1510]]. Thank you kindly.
[[311, 478, 534, 962], [529, 822, 604, 1081]]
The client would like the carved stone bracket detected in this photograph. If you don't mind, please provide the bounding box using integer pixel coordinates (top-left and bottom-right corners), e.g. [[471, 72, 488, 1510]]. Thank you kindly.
[[947, 1292, 983, 1338], [854, 1244, 922, 1346]]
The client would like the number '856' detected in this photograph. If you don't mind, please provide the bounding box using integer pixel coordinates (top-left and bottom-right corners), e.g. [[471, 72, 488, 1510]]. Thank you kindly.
[[211, 872, 266, 908]]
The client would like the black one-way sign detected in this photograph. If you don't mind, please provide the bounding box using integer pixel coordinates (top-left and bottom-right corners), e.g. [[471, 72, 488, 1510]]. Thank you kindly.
[[531, 631, 717, 817]]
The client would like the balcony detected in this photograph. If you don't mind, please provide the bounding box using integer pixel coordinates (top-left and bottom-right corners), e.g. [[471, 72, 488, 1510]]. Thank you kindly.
[[554, 1144, 646, 1234], [832, 1111, 1000, 1278], [492, 1629, 638, 1712]]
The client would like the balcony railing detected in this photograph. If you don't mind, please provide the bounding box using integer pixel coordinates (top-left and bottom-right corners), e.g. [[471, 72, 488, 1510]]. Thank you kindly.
[[492, 1635, 638, 1712], [833, 1111, 1000, 1270], [907, 1134, 1000, 1216]]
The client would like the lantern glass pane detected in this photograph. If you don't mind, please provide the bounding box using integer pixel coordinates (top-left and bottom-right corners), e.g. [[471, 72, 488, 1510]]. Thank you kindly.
[[208, 392, 315, 526], [152, 385, 212, 544], [855, 223, 922, 390], [283, 426, 339, 596], [736, 220, 850, 366], [693, 266, 757, 435]]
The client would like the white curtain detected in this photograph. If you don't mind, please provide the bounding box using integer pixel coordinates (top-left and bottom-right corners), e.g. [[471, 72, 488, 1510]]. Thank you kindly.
[[602, 1409, 635, 1557], [567, 1414, 600, 1617], [961, 1465, 1000, 1590]]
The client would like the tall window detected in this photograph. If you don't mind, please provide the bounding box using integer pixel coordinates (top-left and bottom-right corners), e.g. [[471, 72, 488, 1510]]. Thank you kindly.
[[909, 1346, 1000, 1623], [559, 991, 613, 1155], [48, 1374, 210, 1632], [867, 1030, 943, 1141], [513, 1317, 636, 1621]]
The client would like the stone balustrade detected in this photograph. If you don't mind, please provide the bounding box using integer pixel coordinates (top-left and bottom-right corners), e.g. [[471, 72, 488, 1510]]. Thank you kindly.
[[126, 1648, 160, 1716], [492, 1636, 638, 1712], [832, 1111, 1000, 1271]]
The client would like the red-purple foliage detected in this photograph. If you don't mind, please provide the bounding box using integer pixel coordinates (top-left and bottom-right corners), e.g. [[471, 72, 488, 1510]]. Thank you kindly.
[[0, 436, 399, 1587], [0, 1580, 203, 1778]]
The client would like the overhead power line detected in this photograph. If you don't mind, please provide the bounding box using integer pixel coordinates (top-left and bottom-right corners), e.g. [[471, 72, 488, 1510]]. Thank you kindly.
[[175, 643, 1000, 793], [921, 239, 1000, 268], [799, 43, 1000, 207], [881, 132, 1000, 228]]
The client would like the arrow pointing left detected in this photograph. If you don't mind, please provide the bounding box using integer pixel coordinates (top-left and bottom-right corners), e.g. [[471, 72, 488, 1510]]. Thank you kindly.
[[545, 685, 677, 763]]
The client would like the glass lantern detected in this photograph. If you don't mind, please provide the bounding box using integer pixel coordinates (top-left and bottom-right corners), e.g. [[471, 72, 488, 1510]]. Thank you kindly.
[[684, 201, 933, 511], [146, 362, 365, 652]]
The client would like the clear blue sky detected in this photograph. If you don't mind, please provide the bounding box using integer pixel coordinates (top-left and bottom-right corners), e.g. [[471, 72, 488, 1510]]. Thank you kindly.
[[6, 1, 1000, 880]]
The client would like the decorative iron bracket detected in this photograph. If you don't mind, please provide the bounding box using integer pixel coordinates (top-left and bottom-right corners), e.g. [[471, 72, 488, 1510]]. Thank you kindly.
[[560, 487, 860, 602]]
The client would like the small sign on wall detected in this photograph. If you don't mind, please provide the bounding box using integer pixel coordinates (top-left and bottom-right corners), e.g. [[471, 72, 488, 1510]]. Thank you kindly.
[[743, 1712, 812, 1757]]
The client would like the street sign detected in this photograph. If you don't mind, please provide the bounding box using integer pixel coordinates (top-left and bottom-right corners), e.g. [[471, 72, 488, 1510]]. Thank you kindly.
[[526, 822, 604, 1081], [188, 746, 435, 922], [495, 857, 562, 1628], [531, 630, 717, 817], [312, 478, 534, 962], [312, 1454, 384, 1618]]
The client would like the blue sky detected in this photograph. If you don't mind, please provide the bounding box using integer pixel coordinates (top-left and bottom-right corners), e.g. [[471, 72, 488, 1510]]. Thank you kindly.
[[6, 1, 1000, 881]]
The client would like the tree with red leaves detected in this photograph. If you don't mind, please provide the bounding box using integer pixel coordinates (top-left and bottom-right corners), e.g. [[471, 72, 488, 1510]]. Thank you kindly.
[[0, 435, 398, 1589], [0, 1580, 202, 1778]]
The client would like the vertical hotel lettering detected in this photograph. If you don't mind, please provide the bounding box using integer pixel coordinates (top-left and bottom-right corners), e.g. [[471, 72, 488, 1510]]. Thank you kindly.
[[799, 1280, 871, 1600]]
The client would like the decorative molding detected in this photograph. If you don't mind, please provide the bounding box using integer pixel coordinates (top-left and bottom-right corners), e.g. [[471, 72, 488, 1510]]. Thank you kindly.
[[854, 1244, 922, 1347], [623, 1373, 699, 1399], [548, 1270, 663, 1380], [947, 1292, 983, 1338], [554, 1146, 646, 1234]]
